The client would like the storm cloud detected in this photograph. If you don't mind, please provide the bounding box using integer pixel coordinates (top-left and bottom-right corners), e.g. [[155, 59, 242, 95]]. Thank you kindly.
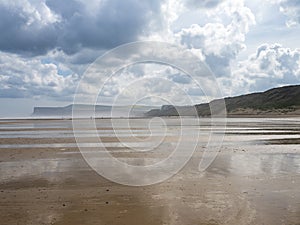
[[0, 0, 162, 56]]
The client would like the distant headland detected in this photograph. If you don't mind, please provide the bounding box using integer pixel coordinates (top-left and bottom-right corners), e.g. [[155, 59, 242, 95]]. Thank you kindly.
[[32, 84, 300, 118]]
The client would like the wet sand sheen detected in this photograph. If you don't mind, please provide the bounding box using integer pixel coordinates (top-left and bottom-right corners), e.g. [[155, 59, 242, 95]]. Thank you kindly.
[[0, 118, 300, 225]]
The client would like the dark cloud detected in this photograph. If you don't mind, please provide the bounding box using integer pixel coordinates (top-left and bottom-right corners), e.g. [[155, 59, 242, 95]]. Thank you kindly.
[[168, 73, 191, 84], [0, 5, 58, 56], [0, 0, 162, 56], [185, 0, 225, 9], [187, 87, 205, 96], [205, 54, 231, 77]]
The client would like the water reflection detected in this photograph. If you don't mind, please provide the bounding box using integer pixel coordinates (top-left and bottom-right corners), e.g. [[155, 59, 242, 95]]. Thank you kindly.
[[0, 158, 87, 182], [1, 118, 300, 224], [207, 153, 300, 176]]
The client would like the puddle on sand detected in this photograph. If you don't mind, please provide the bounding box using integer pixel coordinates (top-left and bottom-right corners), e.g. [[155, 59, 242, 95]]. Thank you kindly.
[[204, 152, 300, 225], [206, 152, 300, 176], [1, 117, 300, 225]]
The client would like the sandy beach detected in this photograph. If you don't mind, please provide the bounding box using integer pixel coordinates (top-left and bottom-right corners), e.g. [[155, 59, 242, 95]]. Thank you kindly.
[[0, 118, 300, 225]]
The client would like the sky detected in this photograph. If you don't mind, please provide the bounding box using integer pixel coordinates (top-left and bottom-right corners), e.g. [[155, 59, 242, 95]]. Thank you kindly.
[[0, 0, 300, 117]]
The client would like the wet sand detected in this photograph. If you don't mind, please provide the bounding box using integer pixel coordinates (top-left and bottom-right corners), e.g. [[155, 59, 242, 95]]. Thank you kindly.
[[0, 118, 300, 225]]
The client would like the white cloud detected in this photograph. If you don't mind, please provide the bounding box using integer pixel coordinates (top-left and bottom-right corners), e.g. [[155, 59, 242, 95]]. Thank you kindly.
[[278, 0, 300, 27], [222, 43, 300, 96], [0, 52, 78, 99], [175, 0, 256, 77], [1, 0, 61, 26]]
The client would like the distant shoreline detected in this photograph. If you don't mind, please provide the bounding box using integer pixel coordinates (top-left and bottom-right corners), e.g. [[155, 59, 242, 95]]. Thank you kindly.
[[1, 114, 300, 121]]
